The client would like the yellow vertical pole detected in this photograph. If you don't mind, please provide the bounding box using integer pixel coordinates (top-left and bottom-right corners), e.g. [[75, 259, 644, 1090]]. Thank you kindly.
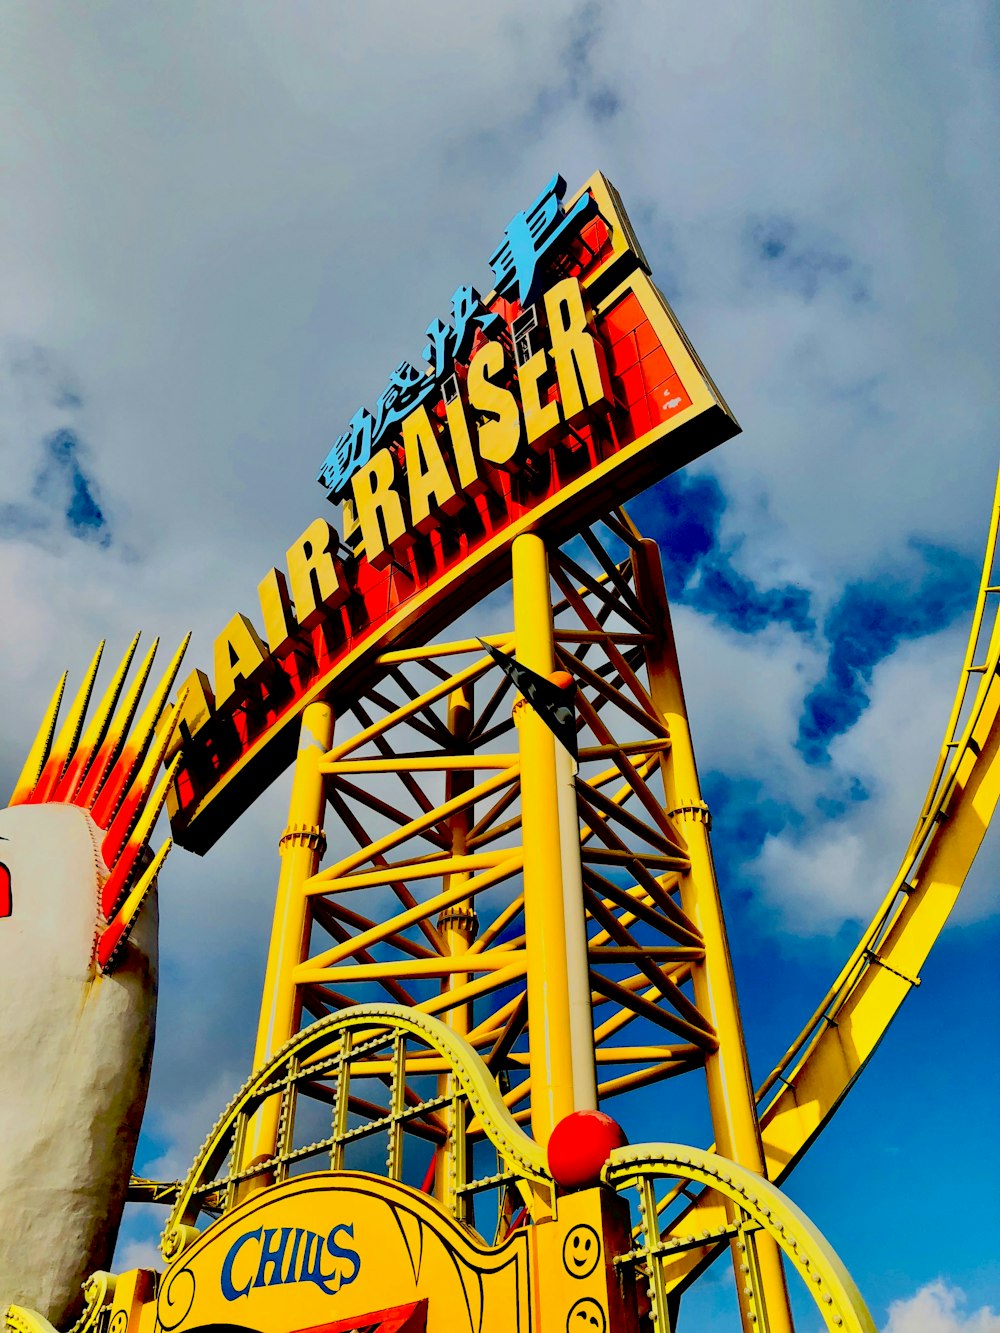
[[632, 539, 795, 1333], [554, 720, 599, 1114], [240, 699, 334, 1179], [512, 533, 595, 1146], [435, 686, 477, 1212], [438, 686, 477, 1036]]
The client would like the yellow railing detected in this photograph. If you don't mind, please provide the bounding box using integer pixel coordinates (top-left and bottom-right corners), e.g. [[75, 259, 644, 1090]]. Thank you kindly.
[[161, 1003, 555, 1263]]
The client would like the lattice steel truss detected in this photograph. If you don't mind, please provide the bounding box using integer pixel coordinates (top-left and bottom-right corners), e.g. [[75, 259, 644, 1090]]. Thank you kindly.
[[246, 513, 737, 1135], [231, 510, 796, 1328]]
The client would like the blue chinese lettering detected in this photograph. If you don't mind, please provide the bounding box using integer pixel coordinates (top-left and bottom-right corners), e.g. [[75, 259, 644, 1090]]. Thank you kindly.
[[371, 360, 436, 447], [447, 284, 502, 360], [422, 285, 501, 380], [317, 407, 374, 502], [488, 173, 597, 309], [422, 317, 451, 380], [317, 173, 594, 502]]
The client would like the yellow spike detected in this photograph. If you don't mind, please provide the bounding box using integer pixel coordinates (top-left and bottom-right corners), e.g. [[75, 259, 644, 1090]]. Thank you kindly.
[[60, 632, 142, 800], [80, 636, 162, 809], [8, 671, 68, 805], [98, 838, 172, 972], [124, 754, 182, 864], [93, 634, 190, 827], [131, 635, 191, 756], [114, 838, 172, 931], [33, 642, 105, 801], [102, 708, 186, 871]]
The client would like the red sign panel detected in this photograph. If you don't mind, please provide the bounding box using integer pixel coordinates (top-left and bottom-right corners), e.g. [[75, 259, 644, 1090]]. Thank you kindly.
[[295, 1299, 427, 1333], [168, 172, 738, 852]]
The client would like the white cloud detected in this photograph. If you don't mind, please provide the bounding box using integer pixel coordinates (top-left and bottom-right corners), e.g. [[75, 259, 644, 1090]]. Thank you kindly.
[[0, 0, 995, 1295], [748, 624, 1000, 933], [671, 604, 825, 784], [113, 1238, 162, 1274], [885, 1281, 1000, 1333]]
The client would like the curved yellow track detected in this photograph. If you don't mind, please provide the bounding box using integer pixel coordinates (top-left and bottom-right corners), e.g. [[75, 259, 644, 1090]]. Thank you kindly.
[[157, 1005, 877, 1333], [604, 1143, 876, 1333], [658, 478, 1000, 1288], [163, 1001, 554, 1256], [133, 480, 1000, 1310]]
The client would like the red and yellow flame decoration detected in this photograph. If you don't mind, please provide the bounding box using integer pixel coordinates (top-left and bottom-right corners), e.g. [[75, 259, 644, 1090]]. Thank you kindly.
[[8, 633, 189, 972]]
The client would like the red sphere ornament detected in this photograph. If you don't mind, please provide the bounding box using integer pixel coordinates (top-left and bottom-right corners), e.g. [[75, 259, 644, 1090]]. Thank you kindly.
[[546, 1110, 628, 1190]]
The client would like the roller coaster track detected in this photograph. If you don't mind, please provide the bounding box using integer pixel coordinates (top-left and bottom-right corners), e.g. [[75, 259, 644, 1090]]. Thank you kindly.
[[657, 476, 1000, 1290], [121, 479, 1000, 1313]]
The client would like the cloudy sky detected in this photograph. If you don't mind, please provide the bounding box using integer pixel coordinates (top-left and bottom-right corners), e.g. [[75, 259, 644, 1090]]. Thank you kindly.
[[2, 2, 998, 1328]]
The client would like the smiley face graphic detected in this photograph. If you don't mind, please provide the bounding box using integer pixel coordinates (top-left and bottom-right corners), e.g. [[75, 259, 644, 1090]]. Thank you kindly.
[[563, 1223, 601, 1279], [567, 1297, 607, 1332]]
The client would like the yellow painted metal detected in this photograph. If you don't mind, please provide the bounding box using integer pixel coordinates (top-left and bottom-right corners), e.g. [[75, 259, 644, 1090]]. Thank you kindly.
[[512, 533, 595, 1143], [603, 1144, 876, 1333], [636, 475, 1000, 1296], [158, 1173, 532, 1333], [305, 850, 517, 895], [320, 754, 518, 772], [8, 671, 67, 803], [125, 1005, 869, 1333], [123, 499, 997, 1328], [295, 948, 528, 982], [632, 537, 795, 1333], [531, 1186, 638, 1332], [5, 1273, 117, 1333], [2, 1309, 60, 1333], [435, 687, 478, 1206], [297, 859, 522, 971], [241, 700, 334, 1178], [165, 1003, 554, 1252], [226, 514, 720, 1162], [308, 766, 519, 882], [554, 707, 599, 1113]]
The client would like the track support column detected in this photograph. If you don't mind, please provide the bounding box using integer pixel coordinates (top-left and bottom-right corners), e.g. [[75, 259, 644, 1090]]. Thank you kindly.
[[632, 538, 795, 1333], [241, 700, 334, 1179], [435, 685, 477, 1215], [512, 533, 596, 1146]]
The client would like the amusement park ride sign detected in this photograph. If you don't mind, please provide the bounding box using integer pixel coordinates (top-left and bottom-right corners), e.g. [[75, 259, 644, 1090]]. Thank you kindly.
[[166, 172, 739, 852]]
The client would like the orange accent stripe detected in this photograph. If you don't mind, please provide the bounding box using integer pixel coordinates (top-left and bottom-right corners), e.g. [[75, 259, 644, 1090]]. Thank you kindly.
[[100, 695, 184, 869], [91, 635, 189, 830], [97, 840, 171, 972], [31, 643, 105, 803], [9, 672, 68, 806], [54, 633, 141, 803], [101, 755, 180, 915], [78, 638, 160, 810]]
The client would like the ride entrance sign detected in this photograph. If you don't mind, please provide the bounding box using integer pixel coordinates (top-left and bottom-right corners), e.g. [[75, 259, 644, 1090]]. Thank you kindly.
[[166, 171, 738, 853]]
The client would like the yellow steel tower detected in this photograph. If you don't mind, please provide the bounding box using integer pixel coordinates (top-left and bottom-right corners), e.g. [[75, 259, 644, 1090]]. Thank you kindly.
[[227, 510, 846, 1330], [10, 172, 998, 1333]]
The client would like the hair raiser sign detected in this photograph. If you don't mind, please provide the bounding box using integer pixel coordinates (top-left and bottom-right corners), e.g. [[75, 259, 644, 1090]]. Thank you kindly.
[[316, 174, 598, 505], [166, 171, 739, 853]]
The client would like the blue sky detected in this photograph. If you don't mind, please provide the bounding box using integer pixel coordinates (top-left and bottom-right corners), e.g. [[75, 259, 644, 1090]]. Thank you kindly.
[[1, 3, 998, 1328]]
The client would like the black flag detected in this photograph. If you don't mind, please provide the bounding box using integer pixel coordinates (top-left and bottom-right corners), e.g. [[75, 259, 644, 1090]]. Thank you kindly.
[[478, 640, 578, 761]]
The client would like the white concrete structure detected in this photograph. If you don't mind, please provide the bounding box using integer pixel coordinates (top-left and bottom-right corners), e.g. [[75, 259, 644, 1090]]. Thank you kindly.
[[0, 803, 157, 1328]]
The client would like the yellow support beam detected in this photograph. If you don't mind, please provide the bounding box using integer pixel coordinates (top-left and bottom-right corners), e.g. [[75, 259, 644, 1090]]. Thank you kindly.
[[632, 538, 796, 1333], [240, 700, 334, 1180], [512, 534, 597, 1144]]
